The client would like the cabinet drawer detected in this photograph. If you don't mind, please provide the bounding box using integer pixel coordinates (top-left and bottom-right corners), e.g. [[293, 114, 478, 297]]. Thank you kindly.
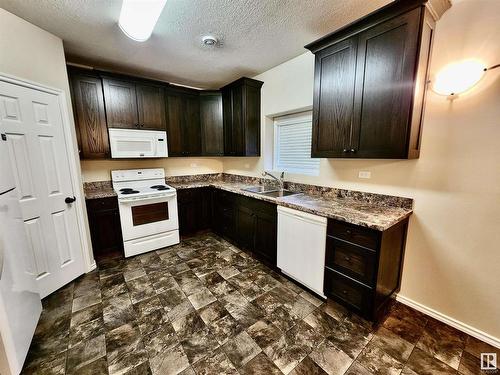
[[86, 196, 118, 212], [324, 269, 372, 315], [325, 236, 376, 286], [328, 220, 379, 250]]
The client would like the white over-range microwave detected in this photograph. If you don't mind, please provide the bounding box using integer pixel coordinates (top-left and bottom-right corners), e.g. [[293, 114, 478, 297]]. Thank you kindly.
[[108, 128, 168, 158]]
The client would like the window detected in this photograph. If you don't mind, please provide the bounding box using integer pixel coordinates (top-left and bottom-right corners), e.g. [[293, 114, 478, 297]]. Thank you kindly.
[[273, 111, 320, 175]]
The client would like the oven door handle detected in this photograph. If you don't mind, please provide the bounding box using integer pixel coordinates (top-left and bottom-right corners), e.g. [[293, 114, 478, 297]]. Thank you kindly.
[[119, 193, 176, 203]]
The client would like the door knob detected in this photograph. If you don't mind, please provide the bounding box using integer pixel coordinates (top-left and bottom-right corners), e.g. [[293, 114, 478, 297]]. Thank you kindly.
[[65, 196, 76, 204]]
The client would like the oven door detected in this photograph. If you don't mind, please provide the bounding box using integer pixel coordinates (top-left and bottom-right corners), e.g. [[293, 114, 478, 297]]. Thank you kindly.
[[118, 194, 178, 241]]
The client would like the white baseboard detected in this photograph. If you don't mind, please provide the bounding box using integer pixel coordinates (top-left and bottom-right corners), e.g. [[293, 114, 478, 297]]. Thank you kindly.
[[396, 294, 500, 349]]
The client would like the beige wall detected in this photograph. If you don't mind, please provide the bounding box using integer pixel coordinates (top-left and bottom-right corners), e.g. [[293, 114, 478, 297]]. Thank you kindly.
[[223, 0, 500, 341], [80, 158, 223, 182], [0, 9, 95, 268]]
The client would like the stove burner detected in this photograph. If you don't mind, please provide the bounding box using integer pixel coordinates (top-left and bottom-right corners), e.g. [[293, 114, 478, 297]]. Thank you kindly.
[[121, 190, 139, 195], [151, 185, 170, 191], [120, 188, 135, 192]]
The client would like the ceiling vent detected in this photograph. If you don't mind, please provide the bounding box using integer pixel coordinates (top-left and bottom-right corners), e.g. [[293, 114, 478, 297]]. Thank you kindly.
[[201, 35, 221, 47]]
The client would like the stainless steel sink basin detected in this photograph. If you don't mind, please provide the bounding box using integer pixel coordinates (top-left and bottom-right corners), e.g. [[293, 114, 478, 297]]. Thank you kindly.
[[260, 190, 299, 198], [241, 186, 271, 193], [241, 186, 299, 198]]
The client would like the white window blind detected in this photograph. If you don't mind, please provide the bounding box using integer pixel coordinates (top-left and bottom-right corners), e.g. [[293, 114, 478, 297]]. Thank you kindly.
[[274, 112, 319, 175]]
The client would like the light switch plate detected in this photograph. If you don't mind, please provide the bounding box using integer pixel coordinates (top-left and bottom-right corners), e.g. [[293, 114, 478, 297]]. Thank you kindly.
[[358, 171, 371, 179]]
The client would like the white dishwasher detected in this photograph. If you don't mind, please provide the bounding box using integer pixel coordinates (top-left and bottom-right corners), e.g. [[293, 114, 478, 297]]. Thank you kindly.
[[277, 206, 327, 298]]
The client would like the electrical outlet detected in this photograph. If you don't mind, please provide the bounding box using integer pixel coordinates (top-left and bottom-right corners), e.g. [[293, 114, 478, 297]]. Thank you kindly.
[[358, 171, 371, 179]]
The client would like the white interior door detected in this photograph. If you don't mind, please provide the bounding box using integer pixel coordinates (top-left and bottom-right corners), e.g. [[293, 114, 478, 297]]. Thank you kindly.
[[0, 80, 84, 298]]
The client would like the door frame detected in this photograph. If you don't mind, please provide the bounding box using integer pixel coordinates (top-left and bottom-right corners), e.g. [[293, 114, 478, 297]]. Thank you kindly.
[[0, 72, 94, 273]]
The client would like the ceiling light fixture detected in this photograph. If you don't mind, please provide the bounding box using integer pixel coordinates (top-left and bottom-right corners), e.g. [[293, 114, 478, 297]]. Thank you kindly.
[[118, 0, 167, 42], [432, 59, 499, 99]]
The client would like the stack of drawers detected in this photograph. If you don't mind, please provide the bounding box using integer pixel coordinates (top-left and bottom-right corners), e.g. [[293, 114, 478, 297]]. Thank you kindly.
[[323, 218, 409, 321]]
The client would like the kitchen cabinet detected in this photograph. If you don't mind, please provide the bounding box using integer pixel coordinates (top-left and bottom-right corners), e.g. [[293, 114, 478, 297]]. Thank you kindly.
[[252, 201, 278, 265], [211, 189, 237, 242], [102, 77, 139, 129], [323, 217, 409, 321], [306, 0, 435, 159], [69, 68, 110, 159], [200, 91, 224, 156], [221, 78, 263, 156], [165, 87, 202, 156], [136, 83, 167, 130], [212, 190, 277, 267], [102, 76, 167, 130], [68, 66, 263, 158], [86, 197, 123, 260], [177, 187, 212, 236]]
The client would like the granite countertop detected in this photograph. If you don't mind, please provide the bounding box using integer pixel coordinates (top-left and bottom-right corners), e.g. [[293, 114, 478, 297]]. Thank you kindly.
[[83, 174, 413, 231], [168, 177, 413, 231], [83, 181, 117, 200]]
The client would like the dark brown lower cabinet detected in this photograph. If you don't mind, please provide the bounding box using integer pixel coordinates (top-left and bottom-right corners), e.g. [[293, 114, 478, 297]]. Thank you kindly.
[[179, 187, 279, 267], [211, 190, 277, 267], [211, 189, 237, 242], [86, 197, 123, 260], [324, 218, 408, 321], [177, 188, 212, 236]]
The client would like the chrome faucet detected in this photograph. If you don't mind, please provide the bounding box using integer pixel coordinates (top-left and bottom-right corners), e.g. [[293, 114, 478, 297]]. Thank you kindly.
[[262, 171, 285, 191]]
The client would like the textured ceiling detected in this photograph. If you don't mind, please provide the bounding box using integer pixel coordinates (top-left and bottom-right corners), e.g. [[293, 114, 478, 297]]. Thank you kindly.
[[0, 0, 391, 89]]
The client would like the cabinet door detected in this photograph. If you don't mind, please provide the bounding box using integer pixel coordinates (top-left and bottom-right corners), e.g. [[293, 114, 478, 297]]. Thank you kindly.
[[236, 204, 256, 251], [231, 85, 245, 155], [200, 93, 223, 156], [136, 83, 166, 130], [165, 91, 184, 156], [86, 198, 123, 260], [352, 8, 421, 158], [178, 190, 200, 236], [254, 211, 277, 266], [312, 37, 357, 157], [70, 73, 110, 159], [243, 85, 261, 156], [199, 187, 213, 230], [183, 94, 202, 156], [102, 78, 138, 128], [222, 89, 234, 155], [212, 190, 235, 240]]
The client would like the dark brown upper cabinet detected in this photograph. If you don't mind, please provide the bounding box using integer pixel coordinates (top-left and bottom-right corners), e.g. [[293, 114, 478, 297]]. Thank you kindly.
[[221, 77, 263, 156], [200, 91, 224, 156], [306, 0, 436, 159], [136, 83, 167, 130], [102, 77, 139, 128], [102, 76, 167, 130], [69, 68, 110, 159], [165, 87, 202, 156]]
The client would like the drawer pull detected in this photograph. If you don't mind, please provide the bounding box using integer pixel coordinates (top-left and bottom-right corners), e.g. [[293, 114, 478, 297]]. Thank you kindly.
[[342, 290, 348, 295], [344, 256, 351, 262], [346, 229, 352, 234]]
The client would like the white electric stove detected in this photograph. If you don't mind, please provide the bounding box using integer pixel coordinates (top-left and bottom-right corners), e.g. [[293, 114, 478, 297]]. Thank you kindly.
[[111, 168, 179, 257]]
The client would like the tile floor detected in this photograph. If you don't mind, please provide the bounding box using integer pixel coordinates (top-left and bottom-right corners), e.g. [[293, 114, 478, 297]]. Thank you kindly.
[[22, 233, 498, 374]]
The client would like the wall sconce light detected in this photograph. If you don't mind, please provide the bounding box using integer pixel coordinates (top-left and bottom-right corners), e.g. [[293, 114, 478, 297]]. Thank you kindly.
[[432, 59, 499, 99]]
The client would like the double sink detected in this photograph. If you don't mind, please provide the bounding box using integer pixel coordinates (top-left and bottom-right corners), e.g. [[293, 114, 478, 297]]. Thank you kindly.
[[241, 186, 300, 198]]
